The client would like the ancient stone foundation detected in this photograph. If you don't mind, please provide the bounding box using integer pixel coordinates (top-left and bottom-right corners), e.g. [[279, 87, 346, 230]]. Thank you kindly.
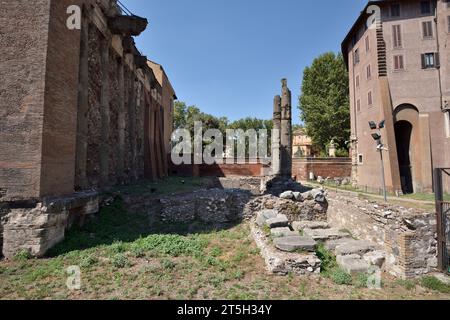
[[327, 192, 438, 278], [0, 192, 98, 258]]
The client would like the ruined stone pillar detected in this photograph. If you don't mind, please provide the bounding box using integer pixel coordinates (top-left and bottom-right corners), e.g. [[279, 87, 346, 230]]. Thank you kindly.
[[280, 79, 292, 177], [75, 17, 89, 190], [100, 38, 111, 185], [272, 95, 281, 176], [117, 59, 126, 183]]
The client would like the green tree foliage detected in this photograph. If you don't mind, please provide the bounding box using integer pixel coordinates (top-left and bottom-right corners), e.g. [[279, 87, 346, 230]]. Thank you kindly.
[[298, 52, 350, 153]]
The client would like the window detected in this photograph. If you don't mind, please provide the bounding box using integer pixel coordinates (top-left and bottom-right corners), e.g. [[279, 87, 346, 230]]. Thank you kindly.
[[365, 36, 370, 52], [421, 52, 440, 69], [391, 4, 401, 17], [448, 16, 450, 33], [354, 48, 360, 64], [393, 25, 402, 48], [368, 91, 373, 105], [367, 64, 372, 79], [357, 99, 361, 112], [394, 55, 404, 70], [422, 21, 433, 38], [446, 110, 450, 138], [356, 75, 360, 87], [420, 1, 432, 14], [358, 154, 364, 164]]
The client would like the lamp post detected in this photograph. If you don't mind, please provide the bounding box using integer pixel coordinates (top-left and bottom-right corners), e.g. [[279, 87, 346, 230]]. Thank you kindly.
[[369, 120, 388, 202]]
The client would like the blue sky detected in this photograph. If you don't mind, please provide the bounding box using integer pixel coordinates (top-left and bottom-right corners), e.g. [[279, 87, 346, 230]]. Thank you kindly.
[[121, 0, 367, 124]]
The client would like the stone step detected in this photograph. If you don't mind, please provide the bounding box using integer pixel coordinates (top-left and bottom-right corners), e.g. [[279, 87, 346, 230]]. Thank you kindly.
[[266, 215, 289, 228], [256, 210, 278, 227], [336, 254, 370, 274], [273, 236, 317, 253], [292, 221, 330, 231], [335, 240, 378, 257], [303, 228, 352, 241], [324, 238, 360, 251], [271, 227, 299, 238]]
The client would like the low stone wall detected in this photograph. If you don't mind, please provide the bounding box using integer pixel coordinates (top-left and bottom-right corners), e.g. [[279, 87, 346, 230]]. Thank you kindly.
[[327, 192, 437, 278], [159, 189, 252, 224], [292, 158, 352, 181], [0, 192, 99, 258]]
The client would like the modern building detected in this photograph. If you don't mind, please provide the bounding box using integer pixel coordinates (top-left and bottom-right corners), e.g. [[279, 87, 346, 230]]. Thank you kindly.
[[342, 0, 450, 194], [292, 129, 313, 157]]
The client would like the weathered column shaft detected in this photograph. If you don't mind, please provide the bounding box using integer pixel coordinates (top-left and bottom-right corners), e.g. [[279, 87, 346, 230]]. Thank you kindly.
[[272, 95, 281, 176], [117, 59, 126, 182], [280, 79, 292, 177], [100, 38, 110, 185], [75, 17, 89, 190]]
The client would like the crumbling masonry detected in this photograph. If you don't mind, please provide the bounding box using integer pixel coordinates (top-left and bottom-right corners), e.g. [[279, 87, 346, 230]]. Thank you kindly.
[[0, 0, 175, 258]]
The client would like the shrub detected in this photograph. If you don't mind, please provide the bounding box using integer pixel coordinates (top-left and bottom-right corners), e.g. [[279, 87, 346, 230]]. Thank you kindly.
[[160, 258, 176, 270], [14, 250, 32, 261], [111, 254, 130, 269], [79, 255, 98, 268], [315, 243, 337, 274], [330, 267, 353, 285]]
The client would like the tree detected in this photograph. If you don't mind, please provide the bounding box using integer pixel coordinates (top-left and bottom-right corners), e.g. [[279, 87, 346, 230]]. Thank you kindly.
[[298, 52, 350, 153], [173, 101, 187, 129]]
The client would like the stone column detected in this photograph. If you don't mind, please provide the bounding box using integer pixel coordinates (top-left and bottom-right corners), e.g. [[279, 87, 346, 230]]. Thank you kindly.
[[280, 79, 292, 177], [100, 38, 111, 185], [272, 95, 281, 176], [117, 59, 126, 183], [75, 17, 89, 190]]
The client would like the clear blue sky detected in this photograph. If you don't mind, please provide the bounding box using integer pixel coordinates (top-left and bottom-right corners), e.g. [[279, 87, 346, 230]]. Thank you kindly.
[[121, 0, 367, 124]]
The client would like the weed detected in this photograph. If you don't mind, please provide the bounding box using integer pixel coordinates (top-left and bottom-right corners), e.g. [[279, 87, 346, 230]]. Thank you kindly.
[[14, 250, 32, 262], [330, 267, 353, 285], [354, 273, 370, 288], [160, 258, 176, 270], [210, 246, 222, 257], [315, 243, 337, 274], [395, 279, 416, 290], [111, 254, 130, 269], [421, 276, 450, 294], [79, 255, 98, 268]]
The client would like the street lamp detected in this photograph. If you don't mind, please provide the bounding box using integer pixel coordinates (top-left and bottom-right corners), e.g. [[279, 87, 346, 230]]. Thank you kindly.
[[369, 120, 389, 202]]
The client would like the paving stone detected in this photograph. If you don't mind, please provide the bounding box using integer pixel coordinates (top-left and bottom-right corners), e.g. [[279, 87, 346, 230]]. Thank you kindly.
[[271, 227, 298, 238], [266, 214, 289, 228], [335, 240, 378, 256], [363, 250, 386, 268], [292, 221, 330, 231], [303, 228, 351, 241], [274, 236, 317, 252], [324, 238, 359, 251], [279, 191, 294, 200], [256, 210, 278, 227], [337, 254, 370, 274]]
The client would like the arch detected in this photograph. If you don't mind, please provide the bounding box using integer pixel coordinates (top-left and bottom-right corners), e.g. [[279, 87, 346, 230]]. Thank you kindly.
[[393, 104, 421, 194]]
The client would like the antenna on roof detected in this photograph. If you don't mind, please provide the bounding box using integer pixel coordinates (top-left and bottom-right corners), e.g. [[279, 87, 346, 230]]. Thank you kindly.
[[117, 0, 135, 16]]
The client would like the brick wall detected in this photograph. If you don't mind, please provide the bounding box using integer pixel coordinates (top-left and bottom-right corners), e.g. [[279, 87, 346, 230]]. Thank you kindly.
[[170, 159, 268, 177], [292, 158, 352, 181]]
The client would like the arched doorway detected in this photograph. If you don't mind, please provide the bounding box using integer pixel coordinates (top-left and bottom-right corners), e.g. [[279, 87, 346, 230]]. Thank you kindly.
[[394, 120, 414, 194]]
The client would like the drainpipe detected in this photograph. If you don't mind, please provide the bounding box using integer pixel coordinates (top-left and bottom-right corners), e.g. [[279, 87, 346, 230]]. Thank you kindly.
[[434, 1, 444, 110]]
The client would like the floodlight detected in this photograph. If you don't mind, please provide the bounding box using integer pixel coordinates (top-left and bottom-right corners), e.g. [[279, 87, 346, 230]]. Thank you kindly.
[[379, 120, 385, 129], [369, 121, 377, 130], [371, 133, 382, 141]]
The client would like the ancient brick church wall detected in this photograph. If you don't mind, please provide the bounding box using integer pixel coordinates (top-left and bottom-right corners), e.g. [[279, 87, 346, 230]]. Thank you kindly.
[[292, 158, 352, 181], [0, 0, 167, 258]]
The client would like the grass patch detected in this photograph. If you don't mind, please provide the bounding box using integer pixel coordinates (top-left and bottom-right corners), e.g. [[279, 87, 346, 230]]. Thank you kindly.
[[421, 276, 450, 294], [395, 279, 416, 291], [330, 267, 353, 286], [111, 254, 131, 269], [14, 250, 33, 262]]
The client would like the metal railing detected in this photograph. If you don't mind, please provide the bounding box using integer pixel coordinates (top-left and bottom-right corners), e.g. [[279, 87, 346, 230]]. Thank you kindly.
[[434, 168, 450, 273]]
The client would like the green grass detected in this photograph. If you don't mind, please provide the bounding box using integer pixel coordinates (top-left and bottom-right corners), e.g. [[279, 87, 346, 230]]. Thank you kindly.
[[330, 268, 353, 286], [421, 276, 450, 294]]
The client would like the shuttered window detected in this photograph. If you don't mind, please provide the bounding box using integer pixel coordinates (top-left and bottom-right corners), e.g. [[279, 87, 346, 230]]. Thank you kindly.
[[421, 53, 440, 69], [393, 25, 402, 48], [394, 55, 404, 70], [365, 36, 370, 52], [422, 21, 433, 38], [368, 91, 373, 105], [367, 65, 372, 79], [354, 48, 360, 64]]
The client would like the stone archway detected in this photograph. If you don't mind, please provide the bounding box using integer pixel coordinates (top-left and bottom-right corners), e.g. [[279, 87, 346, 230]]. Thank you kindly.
[[394, 120, 414, 194], [393, 104, 433, 194]]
